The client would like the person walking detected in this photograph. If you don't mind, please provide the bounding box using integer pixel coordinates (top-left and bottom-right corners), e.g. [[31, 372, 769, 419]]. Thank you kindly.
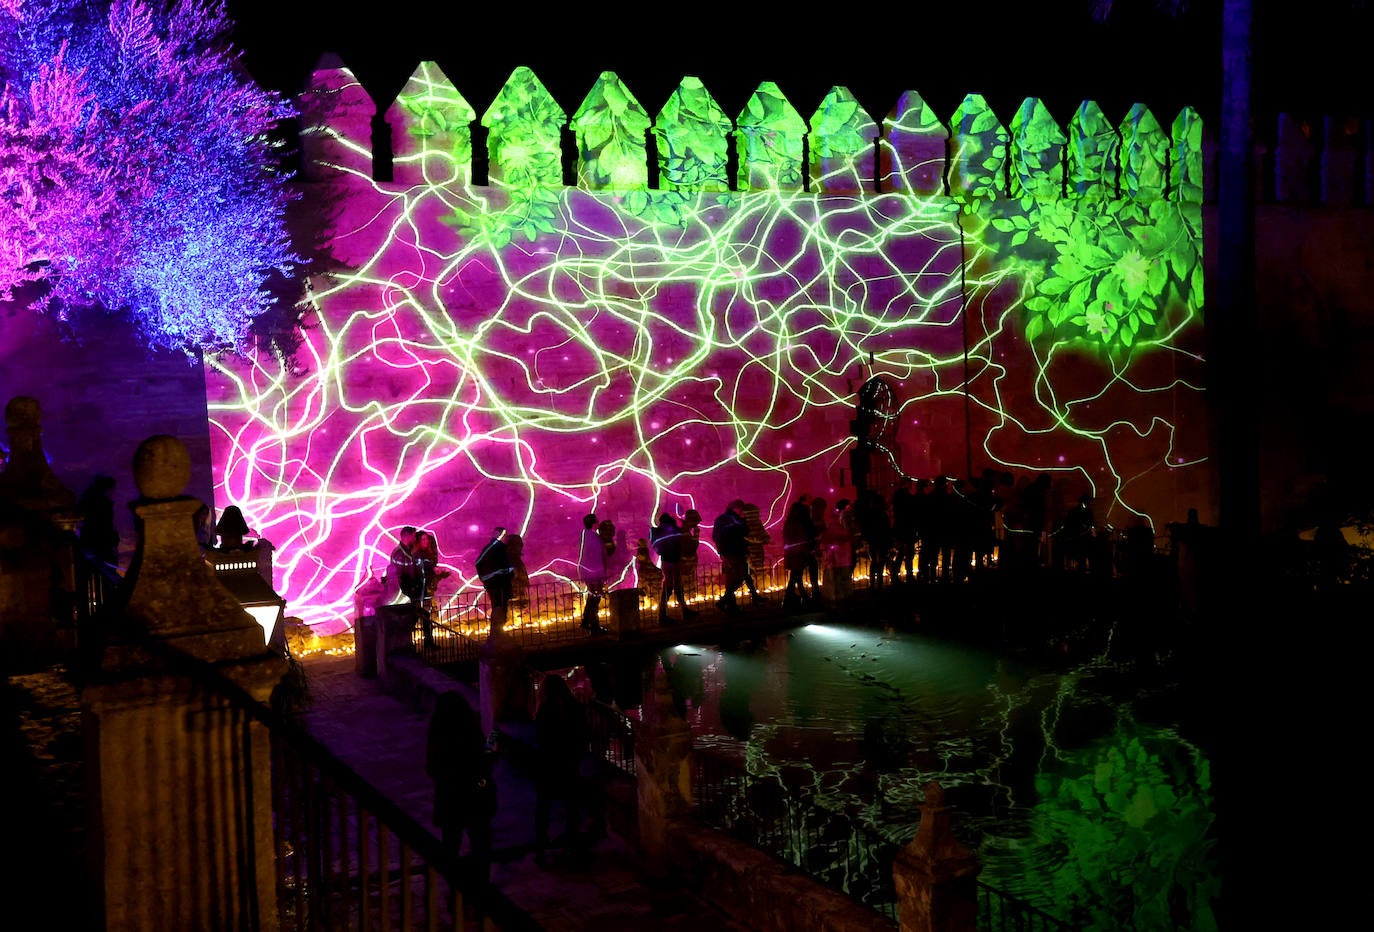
[[426, 691, 498, 888], [651, 512, 697, 625], [475, 527, 515, 640], [578, 514, 612, 635], [806, 496, 827, 602], [679, 509, 703, 604], [781, 499, 814, 611], [711, 499, 750, 614], [414, 530, 450, 648]]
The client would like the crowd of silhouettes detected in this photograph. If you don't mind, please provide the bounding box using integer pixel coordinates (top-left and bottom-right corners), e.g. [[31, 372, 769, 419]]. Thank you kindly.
[[762, 469, 1117, 586]]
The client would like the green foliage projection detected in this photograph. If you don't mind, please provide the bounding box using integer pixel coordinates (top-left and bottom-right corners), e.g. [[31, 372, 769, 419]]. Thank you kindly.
[[1026, 724, 1218, 931], [1068, 101, 1120, 199], [987, 193, 1202, 351], [1121, 104, 1168, 200], [398, 68, 1204, 353], [655, 77, 732, 193], [1009, 99, 1066, 199], [572, 71, 650, 191], [735, 81, 806, 191], [950, 94, 1009, 206], [1170, 107, 1205, 203], [465, 66, 566, 246], [809, 87, 877, 160]]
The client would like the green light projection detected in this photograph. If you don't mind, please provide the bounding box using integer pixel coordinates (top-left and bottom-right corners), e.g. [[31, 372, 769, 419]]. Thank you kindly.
[[206, 64, 1207, 632], [1025, 722, 1218, 931]]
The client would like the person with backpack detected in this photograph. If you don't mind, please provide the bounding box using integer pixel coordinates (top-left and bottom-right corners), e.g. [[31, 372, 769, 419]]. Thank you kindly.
[[474, 527, 514, 641]]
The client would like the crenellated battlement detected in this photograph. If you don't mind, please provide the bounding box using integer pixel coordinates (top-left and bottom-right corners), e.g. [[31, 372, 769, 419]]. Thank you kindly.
[[294, 56, 1209, 204], [292, 55, 1374, 209]]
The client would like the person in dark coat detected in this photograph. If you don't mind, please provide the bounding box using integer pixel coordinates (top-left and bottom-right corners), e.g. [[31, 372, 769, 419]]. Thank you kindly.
[[806, 496, 827, 601], [413, 530, 450, 648], [426, 690, 497, 886], [384, 525, 419, 605], [856, 490, 892, 588], [781, 499, 814, 610], [711, 499, 750, 613], [651, 512, 697, 625], [475, 526, 514, 640]]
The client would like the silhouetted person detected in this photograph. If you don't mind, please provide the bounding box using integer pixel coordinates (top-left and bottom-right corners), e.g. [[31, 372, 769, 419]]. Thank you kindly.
[[891, 477, 917, 583], [426, 691, 497, 887], [910, 478, 932, 580], [475, 526, 514, 640], [216, 504, 253, 551], [806, 496, 826, 601], [533, 673, 601, 867], [712, 499, 750, 613], [651, 512, 697, 625], [782, 499, 814, 610], [414, 530, 449, 648], [856, 489, 892, 588], [1058, 493, 1096, 573], [77, 474, 119, 567], [578, 514, 612, 634], [1020, 472, 1053, 570], [828, 497, 859, 594], [384, 525, 419, 605]]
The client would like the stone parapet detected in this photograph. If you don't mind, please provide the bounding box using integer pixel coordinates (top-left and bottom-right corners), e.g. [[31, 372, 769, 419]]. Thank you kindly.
[[669, 818, 891, 931]]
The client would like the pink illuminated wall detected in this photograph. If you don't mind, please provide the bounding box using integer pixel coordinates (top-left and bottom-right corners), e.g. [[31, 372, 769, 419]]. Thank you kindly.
[[205, 64, 1208, 632]]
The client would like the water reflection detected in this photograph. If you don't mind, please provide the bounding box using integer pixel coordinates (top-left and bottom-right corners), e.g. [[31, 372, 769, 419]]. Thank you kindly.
[[637, 623, 1220, 930]]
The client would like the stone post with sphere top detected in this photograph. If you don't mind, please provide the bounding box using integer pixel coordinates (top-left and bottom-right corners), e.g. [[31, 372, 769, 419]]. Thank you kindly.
[[79, 434, 288, 930]]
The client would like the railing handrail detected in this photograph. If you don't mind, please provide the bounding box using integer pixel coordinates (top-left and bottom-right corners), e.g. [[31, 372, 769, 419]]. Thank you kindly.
[[197, 651, 540, 930]]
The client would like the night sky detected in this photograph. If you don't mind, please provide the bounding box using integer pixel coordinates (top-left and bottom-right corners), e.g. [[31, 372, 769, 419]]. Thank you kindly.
[[225, 1, 1371, 138]]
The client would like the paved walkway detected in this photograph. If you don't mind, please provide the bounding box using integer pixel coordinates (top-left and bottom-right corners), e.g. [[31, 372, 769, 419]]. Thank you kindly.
[[297, 650, 750, 931]]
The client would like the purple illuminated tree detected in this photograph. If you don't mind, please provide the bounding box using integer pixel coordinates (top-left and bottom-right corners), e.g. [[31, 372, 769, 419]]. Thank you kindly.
[[0, 0, 298, 357]]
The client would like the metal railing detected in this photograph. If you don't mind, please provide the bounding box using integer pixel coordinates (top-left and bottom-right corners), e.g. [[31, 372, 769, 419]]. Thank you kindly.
[[254, 679, 539, 930], [977, 881, 1071, 932]]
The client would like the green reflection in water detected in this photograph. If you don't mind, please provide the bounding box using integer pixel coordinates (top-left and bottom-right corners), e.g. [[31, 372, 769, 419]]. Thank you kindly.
[[663, 622, 1220, 928], [1019, 721, 1219, 931]]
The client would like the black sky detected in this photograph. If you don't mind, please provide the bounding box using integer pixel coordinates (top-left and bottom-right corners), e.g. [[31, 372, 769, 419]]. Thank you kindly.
[[226, 1, 1368, 140]]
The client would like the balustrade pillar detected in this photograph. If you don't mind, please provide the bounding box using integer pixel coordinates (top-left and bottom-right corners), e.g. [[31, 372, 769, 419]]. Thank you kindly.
[[80, 435, 287, 930], [892, 782, 981, 932], [0, 396, 77, 670]]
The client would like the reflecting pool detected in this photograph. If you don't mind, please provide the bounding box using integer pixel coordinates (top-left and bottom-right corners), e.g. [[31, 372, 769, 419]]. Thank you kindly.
[[615, 622, 1220, 930]]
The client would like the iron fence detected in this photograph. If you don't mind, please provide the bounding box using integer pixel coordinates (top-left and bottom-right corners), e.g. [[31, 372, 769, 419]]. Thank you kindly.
[[259, 688, 538, 930], [977, 881, 1072, 932]]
